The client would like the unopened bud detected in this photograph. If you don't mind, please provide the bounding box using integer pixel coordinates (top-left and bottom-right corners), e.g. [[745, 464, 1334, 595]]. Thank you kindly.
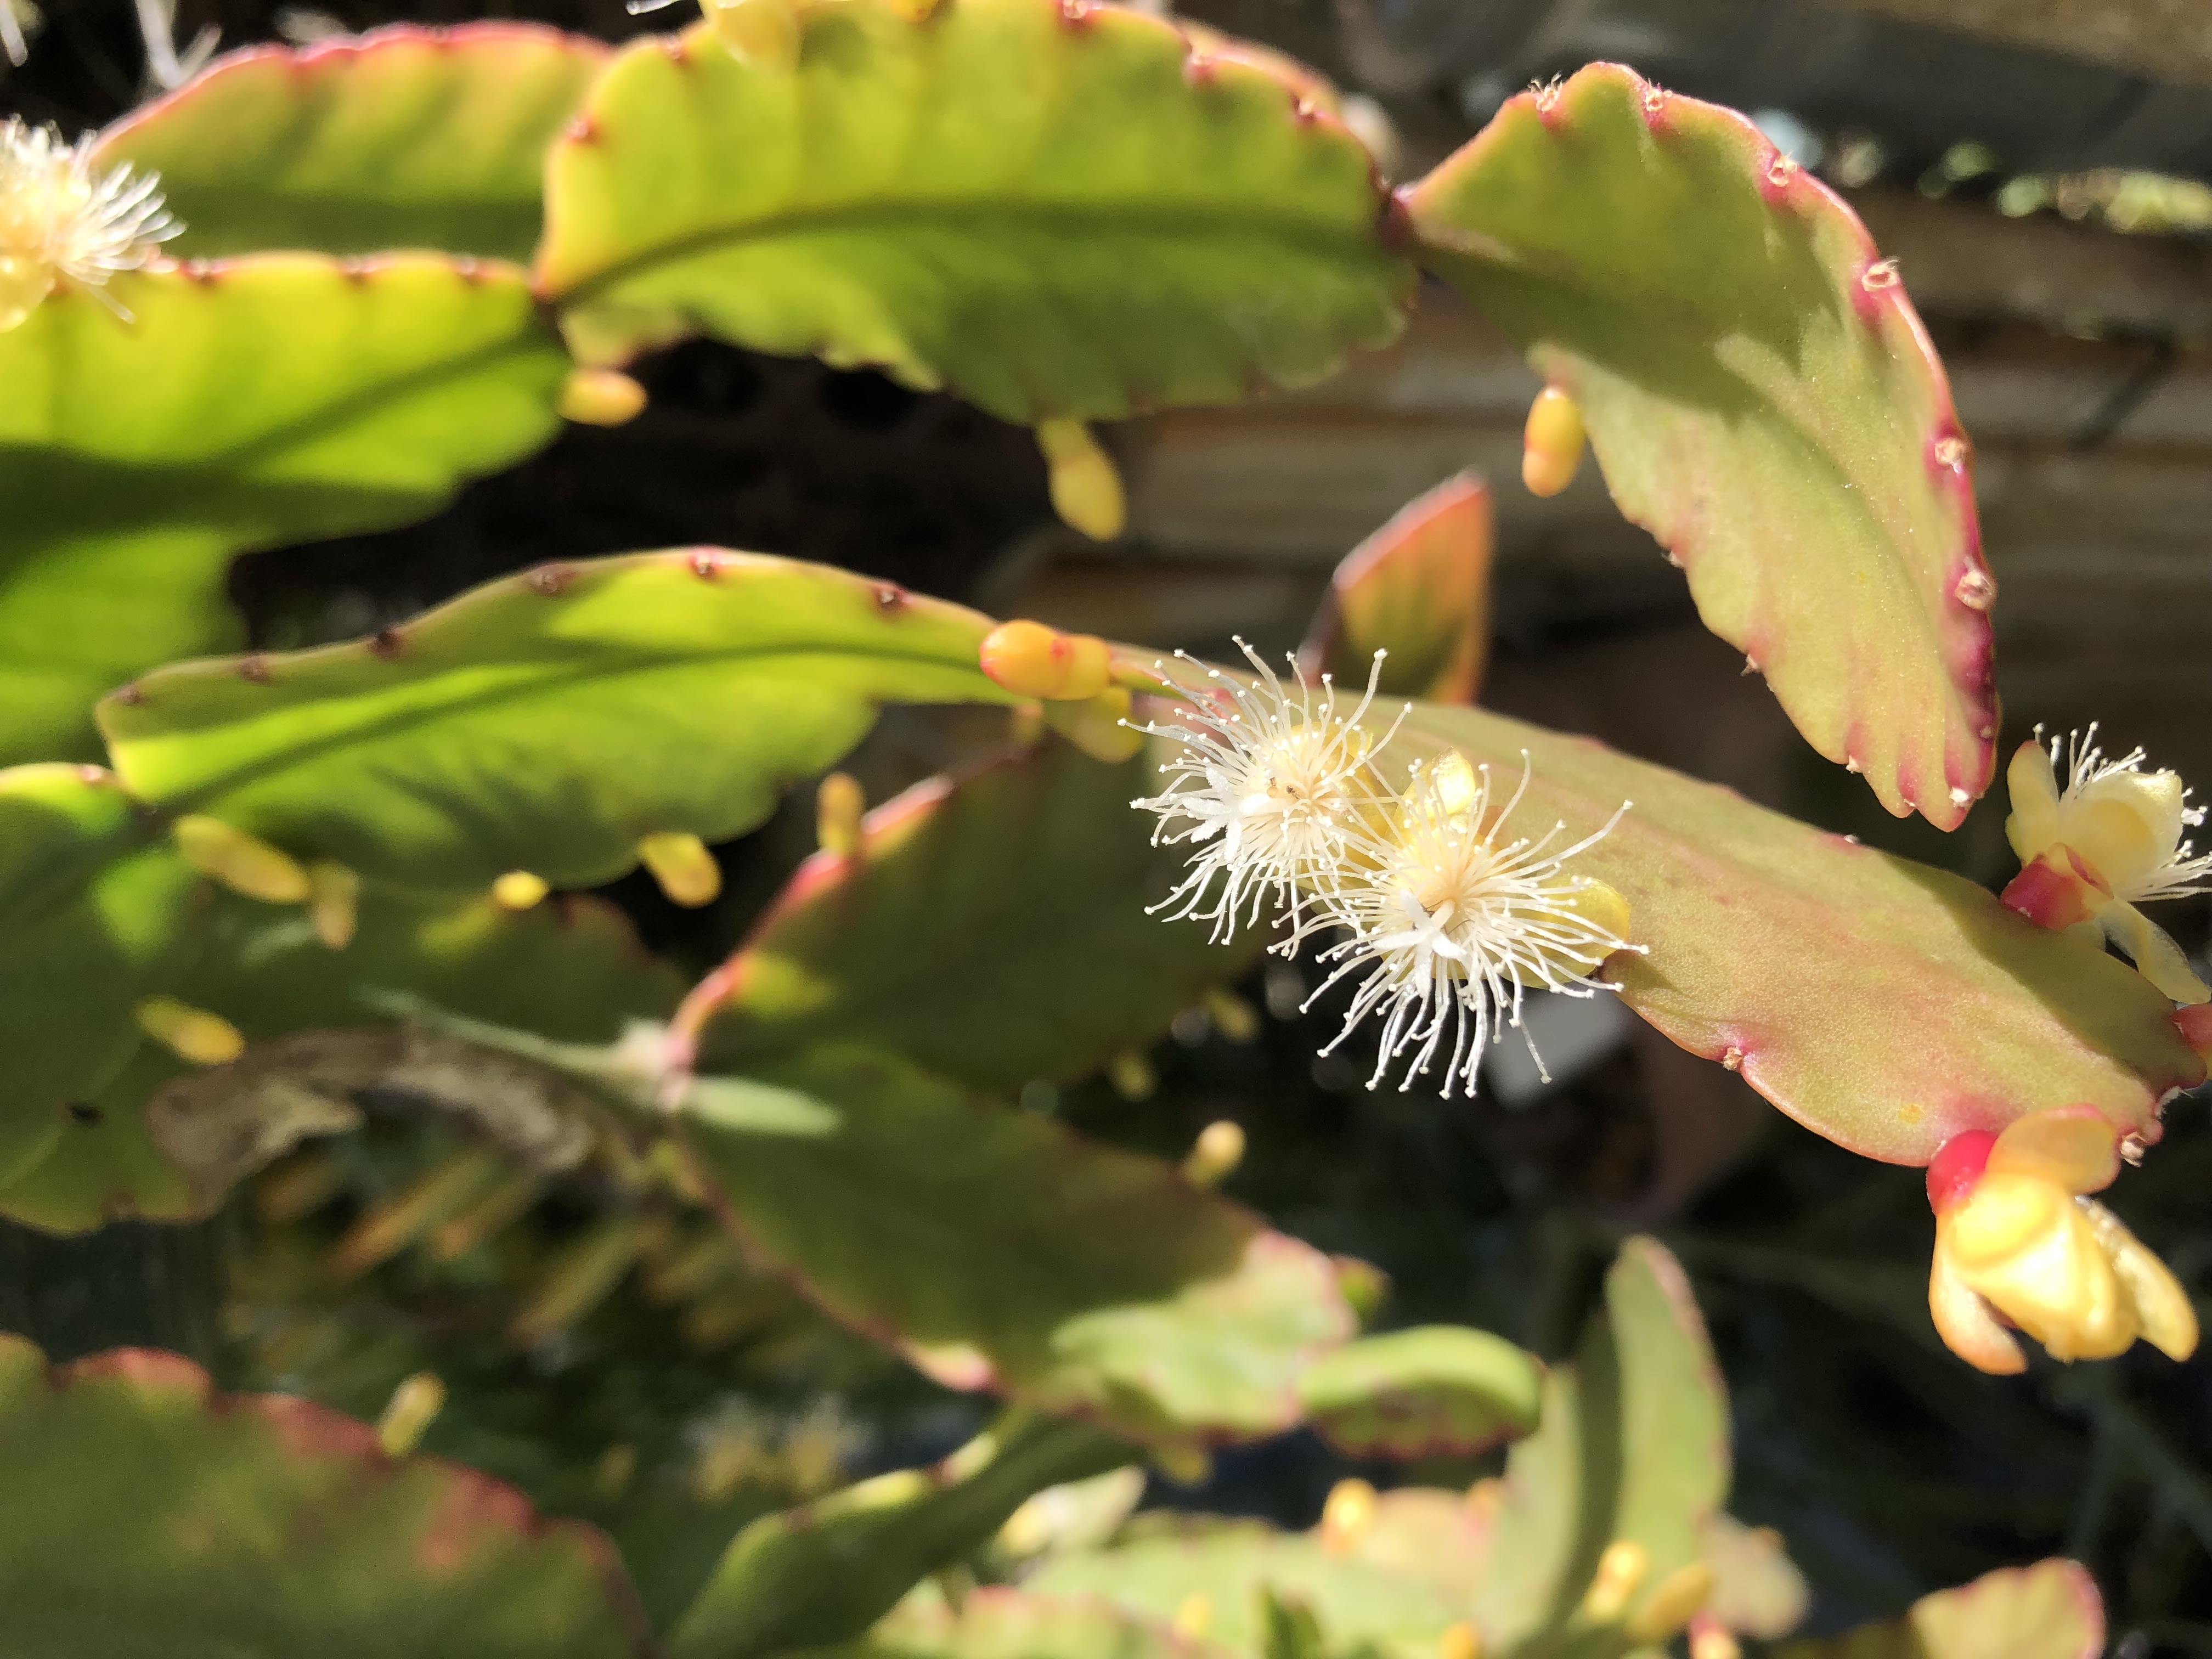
[[1106, 1049, 1156, 1101], [1688, 1617, 1742, 1659], [702, 0, 799, 70], [979, 618, 1113, 701], [557, 367, 648, 426], [638, 831, 721, 907], [135, 996, 245, 1066], [1043, 685, 1143, 761], [1624, 1561, 1714, 1644], [1319, 1476, 1378, 1553], [375, 1372, 445, 1458], [307, 860, 359, 950], [1437, 1622, 1481, 1659], [1036, 418, 1126, 541], [816, 771, 865, 858], [1430, 750, 1481, 815], [1521, 385, 1586, 498], [1153, 1442, 1211, 1486], [173, 814, 309, 904], [1182, 1119, 1245, 1187], [1579, 1539, 1649, 1624], [492, 870, 549, 910]]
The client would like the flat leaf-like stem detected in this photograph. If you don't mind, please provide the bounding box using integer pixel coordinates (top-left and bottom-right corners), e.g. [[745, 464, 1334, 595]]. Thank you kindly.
[[0, 1334, 650, 1657], [97, 24, 610, 263], [1026, 1511, 1470, 1654], [1294, 1324, 1542, 1459], [1406, 65, 1996, 828], [1773, 1560, 2103, 1659], [1476, 1238, 1726, 1652], [536, 0, 1411, 420], [0, 256, 567, 763], [1301, 472, 1492, 703], [677, 1046, 1354, 1445], [821, 1587, 1239, 1659], [0, 767, 198, 1186], [670, 1414, 1130, 1659], [0, 892, 680, 1234], [99, 549, 1012, 896], [1389, 701, 2204, 1164], [684, 735, 1267, 1089]]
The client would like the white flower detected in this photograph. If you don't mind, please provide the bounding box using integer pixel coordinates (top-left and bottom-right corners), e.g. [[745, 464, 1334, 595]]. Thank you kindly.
[[1130, 640, 1401, 944], [1306, 751, 1639, 1098], [0, 119, 180, 331], [2002, 724, 2210, 1005]]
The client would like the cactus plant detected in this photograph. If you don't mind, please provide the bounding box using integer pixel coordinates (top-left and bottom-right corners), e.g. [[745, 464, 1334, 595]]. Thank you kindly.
[[0, 0, 2192, 1643]]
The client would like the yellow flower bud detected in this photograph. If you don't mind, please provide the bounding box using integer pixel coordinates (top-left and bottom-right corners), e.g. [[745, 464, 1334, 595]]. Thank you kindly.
[[1181, 1119, 1245, 1187], [492, 870, 550, 911], [1319, 1477, 1378, 1554], [173, 814, 309, 905], [816, 771, 865, 859], [1521, 386, 1586, 498], [375, 1372, 445, 1458], [556, 367, 648, 427], [638, 831, 721, 907], [979, 619, 1114, 701], [1042, 685, 1143, 761], [134, 996, 244, 1066], [307, 860, 359, 950], [1579, 1539, 1648, 1623], [1036, 418, 1126, 541]]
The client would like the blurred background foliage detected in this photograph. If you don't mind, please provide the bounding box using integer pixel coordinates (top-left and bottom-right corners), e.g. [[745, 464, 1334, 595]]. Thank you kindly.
[[4, 0, 2211, 1652]]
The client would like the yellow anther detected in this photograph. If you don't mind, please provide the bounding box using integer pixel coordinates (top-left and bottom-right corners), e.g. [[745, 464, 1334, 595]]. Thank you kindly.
[[1579, 1539, 1649, 1624], [1319, 1476, 1378, 1554], [1625, 1561, 1716, 1644], [1438, 1622, 1482, 1659], [1106, 1049, 1156, 1101], [492, 870, 549, 910], [134, 995, 245, 1066], [375, 1372, 445, 1458], [173, 814, 309, 904], [556, 366, 648, 427], [1182, 1119, 1246, 1187], [1170, 1593, 1213, 1641], [638, 831, 721, 907], [816, 771, 865, 859], [307, 860, 359, 950], [1521, 385, 1587, 498], [702, 0, 799, 71], [1042, 685, 1143, 761], [1036, 418, 1127, 541]]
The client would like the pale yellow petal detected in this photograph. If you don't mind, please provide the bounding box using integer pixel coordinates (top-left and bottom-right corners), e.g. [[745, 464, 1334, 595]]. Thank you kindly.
[[2005, 740, 2061, 865], [1988, 1103, 2119, 1195], [1929, 1242, 2026, 1375], [2100, 903, 2212, 1005]]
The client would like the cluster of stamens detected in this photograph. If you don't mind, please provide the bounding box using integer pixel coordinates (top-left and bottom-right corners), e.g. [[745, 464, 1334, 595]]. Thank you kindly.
[[1130, 643, 1640, 1098]]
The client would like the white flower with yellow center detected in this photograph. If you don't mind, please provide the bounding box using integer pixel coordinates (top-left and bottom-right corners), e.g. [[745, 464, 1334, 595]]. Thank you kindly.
[[1130, 641, 1400, 943], [2001, 724, 2210, 1004], [1306, 751, 1639, 1097], [0, 119, 180, 332]]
